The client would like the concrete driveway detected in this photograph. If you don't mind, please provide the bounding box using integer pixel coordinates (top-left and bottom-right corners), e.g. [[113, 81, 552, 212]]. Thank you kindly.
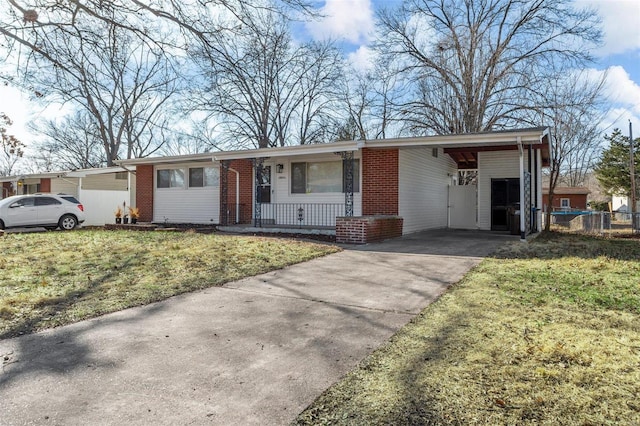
[[0, 229, 509, 425]]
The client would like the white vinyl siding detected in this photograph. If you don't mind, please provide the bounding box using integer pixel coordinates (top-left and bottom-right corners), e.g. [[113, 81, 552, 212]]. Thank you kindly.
[[477, 150, 527, 230], [51, 178, 80, 197], [399, 147, 457, 234], [81, 173, 129, 191], [154, 162, 220, 224]]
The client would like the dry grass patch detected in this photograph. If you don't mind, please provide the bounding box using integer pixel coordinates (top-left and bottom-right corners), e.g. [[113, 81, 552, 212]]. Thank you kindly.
[[295, 232, 640, 425], [0, 230, 339, 339]]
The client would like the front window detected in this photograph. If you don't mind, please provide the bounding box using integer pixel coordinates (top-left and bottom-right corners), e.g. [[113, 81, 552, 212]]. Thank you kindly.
[[291, 160, 360, 194], [189, 167, 219, 188], [157, 169, 184, 188]]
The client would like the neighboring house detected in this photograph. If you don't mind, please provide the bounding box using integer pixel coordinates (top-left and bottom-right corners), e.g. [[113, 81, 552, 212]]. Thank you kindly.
[[542, 187, 590, 211], [612, 194, 640, 213], [118, 127, 551, 243], [0, 167, 136, 226]]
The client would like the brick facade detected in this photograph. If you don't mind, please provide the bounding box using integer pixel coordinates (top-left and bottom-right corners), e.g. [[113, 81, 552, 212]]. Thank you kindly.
[[362, 148, 399, 215], [2, 182, 12, 198], [336, 216, 403, 244], [135, 165, 154, 222], [40, 178, 51, 193], [221, 159, 254, 224]]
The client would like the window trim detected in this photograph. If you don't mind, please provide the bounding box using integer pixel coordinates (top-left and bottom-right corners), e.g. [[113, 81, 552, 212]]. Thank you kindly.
[[560, 198, 571, 209]]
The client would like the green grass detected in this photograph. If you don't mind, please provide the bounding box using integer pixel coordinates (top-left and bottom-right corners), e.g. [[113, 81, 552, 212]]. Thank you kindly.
[[295, 232, 640, 425], [0, 230, 339, 339]]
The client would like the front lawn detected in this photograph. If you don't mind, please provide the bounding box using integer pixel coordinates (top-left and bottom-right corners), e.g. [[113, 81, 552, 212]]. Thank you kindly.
[[295, 232, 640, 425], [0, 230, 339, 339]]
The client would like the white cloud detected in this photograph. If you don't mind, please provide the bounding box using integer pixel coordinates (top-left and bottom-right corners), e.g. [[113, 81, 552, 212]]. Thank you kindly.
[[577, 0, 640, 56], [0, 85, 30, 141], [306, 0, 375, 44], [603, 66, 640, 115], [585, 65, 640, 132], [347, 45, 375, 71]]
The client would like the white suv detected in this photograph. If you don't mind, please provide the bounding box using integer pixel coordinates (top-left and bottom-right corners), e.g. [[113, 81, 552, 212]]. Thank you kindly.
[[0, 194, 86, 231]]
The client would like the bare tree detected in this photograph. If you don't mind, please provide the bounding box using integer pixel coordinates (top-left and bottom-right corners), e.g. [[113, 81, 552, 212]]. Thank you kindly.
[[377, 0, 602, 135], [0, 112, 25, 176], [526, 70, 607, 229], [340, 57, 409, 141], [191, 8, 345, 149], [5, 9, 182, 165], [29, 111, 105, 171]]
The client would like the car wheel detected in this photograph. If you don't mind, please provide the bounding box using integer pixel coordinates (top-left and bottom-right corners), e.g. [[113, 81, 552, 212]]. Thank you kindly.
[[0, 219, 4, 230], [58, 214, 78, 231]]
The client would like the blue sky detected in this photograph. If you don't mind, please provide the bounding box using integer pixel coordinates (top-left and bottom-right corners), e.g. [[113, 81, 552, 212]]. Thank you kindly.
[[304, 0, 640, 135]]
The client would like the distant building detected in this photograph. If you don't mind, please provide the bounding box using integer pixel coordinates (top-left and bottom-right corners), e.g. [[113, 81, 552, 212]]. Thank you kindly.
[[543, 187, 590, 211]]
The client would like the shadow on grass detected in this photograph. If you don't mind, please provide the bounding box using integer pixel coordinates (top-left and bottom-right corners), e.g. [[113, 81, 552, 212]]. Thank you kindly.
[[294, 304, 478, 425], [0, 255, 170, 389], [492, 230, 640, 262], [0, 256, 141, 340]]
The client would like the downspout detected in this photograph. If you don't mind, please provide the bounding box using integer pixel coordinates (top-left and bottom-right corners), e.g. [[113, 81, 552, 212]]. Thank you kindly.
[[517, 137, 526, 241], [228, 168, 240, 223]]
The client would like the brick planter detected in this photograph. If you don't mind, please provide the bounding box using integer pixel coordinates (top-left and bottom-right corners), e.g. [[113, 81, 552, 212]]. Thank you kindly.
[[336, 216, 403, 244]]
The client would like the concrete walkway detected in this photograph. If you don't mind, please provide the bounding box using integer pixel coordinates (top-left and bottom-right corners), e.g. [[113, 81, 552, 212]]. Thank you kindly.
[[0, 229, 510, 425]]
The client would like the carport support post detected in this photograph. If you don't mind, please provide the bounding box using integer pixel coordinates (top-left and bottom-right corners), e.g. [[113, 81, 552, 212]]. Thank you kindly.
[[518, 137, 526, 241], [338, 151, 354, 217], [252, 158, 265, 227]]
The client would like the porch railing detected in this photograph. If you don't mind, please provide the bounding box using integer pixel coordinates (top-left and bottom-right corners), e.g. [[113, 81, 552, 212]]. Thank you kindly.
[[258, 203, 345, 227]]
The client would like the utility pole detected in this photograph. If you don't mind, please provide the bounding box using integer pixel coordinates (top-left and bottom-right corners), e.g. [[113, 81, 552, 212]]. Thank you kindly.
[[630, 121, 637, 227]]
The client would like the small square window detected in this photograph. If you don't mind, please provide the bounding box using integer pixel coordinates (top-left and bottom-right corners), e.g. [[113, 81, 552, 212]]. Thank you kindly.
[[115, 172, 128, 180], [189, 167, 219, 187], [432, 148, 439, 157], [560, 198, 570, 209], [157, 169, 184, 188]]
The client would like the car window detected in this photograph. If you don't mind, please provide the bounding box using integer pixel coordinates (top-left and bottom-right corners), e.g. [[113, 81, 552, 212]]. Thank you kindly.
[[9, 197, 35, 208], [60, 196, 80, 204], [35, 197, 62, 206]]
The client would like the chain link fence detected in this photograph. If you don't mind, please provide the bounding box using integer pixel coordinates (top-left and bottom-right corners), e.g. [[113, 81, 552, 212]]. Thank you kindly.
[[548, 211, 640, 235]]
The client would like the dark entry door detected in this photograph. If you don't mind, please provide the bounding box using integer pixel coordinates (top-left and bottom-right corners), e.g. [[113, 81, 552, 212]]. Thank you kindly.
[[491, 178, 519, 231]]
